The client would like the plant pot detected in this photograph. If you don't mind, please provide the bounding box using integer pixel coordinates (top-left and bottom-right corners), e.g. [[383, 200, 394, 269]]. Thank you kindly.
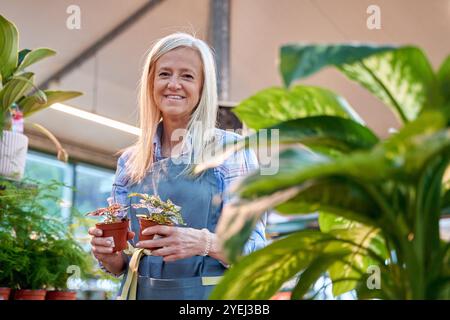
[[0, 130, 28, 180], [138, 218, 159, 241], [45, 290, 77, 300], [96, 219, 129, 252], [0, 287, 11, 300], [14, 289, 47, 300]]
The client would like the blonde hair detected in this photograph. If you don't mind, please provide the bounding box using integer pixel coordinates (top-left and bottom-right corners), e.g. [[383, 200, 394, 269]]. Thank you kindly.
[[124, 32, 218, 185]]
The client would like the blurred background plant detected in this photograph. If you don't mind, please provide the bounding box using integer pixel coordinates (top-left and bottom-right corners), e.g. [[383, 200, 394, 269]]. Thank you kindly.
[[199, 45, 450, 300], [0, 14, 82, 135], [0, 177, 108, 297]]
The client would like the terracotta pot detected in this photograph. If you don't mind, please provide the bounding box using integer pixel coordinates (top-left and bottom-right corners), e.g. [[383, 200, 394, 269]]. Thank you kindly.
[[46, 290, 77, 300], [96, 219, 129, 252], [138, 218, 173, 245], [0, 287, 11, 300], [14, 289, 47, 300], [138, 218, 159, 241]]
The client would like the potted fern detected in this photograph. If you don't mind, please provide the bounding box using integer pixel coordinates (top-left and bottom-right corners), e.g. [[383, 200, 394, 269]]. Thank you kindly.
[[0, 231, 28, 300], [129, 192, 185, 241], [0, 178, 86, 300], [197, 44, 450, 299], [0, 14, 82, 180], [44, 238, 90, 300]]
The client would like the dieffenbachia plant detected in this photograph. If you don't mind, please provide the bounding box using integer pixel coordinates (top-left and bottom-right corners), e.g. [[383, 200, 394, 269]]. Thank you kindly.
[[197, 44, 450, 299]]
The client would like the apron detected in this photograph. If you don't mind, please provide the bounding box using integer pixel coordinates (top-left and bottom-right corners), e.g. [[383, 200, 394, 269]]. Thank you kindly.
[[117, 156, 226, 300]]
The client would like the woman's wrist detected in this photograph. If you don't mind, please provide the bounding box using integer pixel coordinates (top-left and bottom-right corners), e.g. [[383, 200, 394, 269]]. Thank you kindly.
[[201, 229, 229, 265], [98, 252, 127, 276]]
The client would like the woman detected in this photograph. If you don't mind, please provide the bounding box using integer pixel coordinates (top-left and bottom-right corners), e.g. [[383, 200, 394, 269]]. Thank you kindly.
[[88, 33, 266, 300]]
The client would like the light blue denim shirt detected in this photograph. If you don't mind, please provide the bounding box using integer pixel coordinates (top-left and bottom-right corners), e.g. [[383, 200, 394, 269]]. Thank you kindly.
[[111, 124, 267, 257]]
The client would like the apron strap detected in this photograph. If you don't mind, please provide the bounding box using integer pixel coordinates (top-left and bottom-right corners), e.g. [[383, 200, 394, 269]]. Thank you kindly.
[[118, 243, 223, 299], [118, 244, 152, 300]]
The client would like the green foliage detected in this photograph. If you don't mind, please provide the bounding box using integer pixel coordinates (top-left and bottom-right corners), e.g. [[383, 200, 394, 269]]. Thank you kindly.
[[198, 44, 450, 300], [0, 178, 90, 290], [0, 14, 82, 132], [129, 192, 186, 225], [233, 85, 364, 130]]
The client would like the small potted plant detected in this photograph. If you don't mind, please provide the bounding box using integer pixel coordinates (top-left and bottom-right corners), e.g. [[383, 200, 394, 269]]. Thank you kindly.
[[0, 231, 28, 300], [86, 200, 130, 252], [45, 238, 90, 300], [129, 193, 185, 241]]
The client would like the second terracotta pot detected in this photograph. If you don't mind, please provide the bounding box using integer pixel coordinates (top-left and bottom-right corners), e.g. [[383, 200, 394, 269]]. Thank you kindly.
[[138, 218, 159, 241], [46, 290, 77, 300], [0, 287, 11, 300], [14, 289, 47, 300], [96, 219, 129, 252]]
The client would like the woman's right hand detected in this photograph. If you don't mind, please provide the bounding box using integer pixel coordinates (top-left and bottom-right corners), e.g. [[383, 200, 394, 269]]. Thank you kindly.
[[88, 227, 135, 274]]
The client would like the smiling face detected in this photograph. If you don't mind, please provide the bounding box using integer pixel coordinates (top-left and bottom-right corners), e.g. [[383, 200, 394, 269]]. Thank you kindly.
[[152, 47, 204, 122]]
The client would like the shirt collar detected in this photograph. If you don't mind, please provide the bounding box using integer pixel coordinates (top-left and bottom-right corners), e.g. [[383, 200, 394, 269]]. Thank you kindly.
[[152, 121, 193, 161], [152, 121, 163, 161]]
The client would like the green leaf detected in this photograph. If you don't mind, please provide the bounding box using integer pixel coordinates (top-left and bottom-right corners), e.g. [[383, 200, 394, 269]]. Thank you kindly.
[[280, 45, 439, 124], [194, 116, 378, 174], [327, 227, 384, 296], [0, 14, 19, 80], [19, 90, 82, 117], [339, 47, 439, 123], [0, 72, 34, 110], [437, 55, 450, 106], [17, 49, 31, 67], [291, 252, 349, 300], [319, 212, 360, 233], [210, 230, 335, 299], [252, 116, 379, 152], [442, 188, 450, 216], [414, 151, 450, 291], [15, 48, 56, 73], [279, 44, 394, 87], [233, 85, 364, 130], [238, 111, 449, 200], [276, 177, 382, 227]]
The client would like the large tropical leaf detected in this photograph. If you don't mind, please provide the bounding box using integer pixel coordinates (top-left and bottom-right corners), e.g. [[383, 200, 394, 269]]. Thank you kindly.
[[339, 47, 439, 123], [317, 212, 390, 296], [237, 111, 449, 199], [276, 177, 382, 227], [233, 85, 364, 130], [0, 72, 34, 110], [209, 230, 340, 299], [0, 15, 18, 81], [15, 48, 56, 73], [326, 227, 386, 296], [19, 90, 82, 117], [281, 45, 439, 124], [291, 252, 349, 300], [216, 114, 449, 262], [279, 44, 394, 87], [195, 116, 379, 173]]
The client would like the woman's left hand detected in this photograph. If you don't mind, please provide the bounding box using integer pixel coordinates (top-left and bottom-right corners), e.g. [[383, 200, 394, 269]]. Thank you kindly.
[[135, 225, 208, 262]]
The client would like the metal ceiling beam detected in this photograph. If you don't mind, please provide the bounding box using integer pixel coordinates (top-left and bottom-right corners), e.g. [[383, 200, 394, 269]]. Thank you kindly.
[[39, 0, 165, 90], [208, 0, 230, 102]]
